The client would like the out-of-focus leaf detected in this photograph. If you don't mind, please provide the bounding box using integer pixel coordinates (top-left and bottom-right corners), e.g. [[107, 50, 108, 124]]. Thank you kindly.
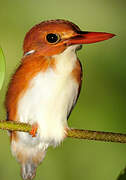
[[0, 47, 6, 90], [117, 167, 126, 180]]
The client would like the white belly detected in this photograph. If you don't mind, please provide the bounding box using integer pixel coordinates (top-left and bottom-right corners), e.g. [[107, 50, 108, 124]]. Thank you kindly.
[[17, 68, 78, 149], [17, 45, 79, 150]]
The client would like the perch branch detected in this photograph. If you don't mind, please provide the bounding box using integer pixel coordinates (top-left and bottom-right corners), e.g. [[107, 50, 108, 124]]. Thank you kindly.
[[0, 121, 126, 143]]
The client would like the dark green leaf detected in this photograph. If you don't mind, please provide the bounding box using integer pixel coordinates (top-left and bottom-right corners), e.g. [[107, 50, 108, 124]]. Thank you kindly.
[[117, 168, 126, 180]]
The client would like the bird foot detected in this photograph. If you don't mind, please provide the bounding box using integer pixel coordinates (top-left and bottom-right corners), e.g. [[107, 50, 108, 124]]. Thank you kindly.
[[64, 127, 69, 138], [29, 123, 38, 137]]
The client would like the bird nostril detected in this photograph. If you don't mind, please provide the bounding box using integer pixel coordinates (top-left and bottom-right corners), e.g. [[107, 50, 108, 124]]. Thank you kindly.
[[77, 31, 89, 35]]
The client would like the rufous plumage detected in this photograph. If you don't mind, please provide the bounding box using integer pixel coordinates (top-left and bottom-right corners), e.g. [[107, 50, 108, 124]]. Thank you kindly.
[[5, 19, 115, 179]]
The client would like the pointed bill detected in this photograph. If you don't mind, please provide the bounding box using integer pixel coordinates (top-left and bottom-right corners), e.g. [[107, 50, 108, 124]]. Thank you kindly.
[[67, 31, 116, 45]]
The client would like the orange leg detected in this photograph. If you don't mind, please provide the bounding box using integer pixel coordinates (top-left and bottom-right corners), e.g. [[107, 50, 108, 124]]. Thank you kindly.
[[29, 123, 38, 137]]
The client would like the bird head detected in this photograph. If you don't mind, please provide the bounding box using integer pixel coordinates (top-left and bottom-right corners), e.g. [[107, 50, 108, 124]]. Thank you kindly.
[[23, 19, 115, 57]]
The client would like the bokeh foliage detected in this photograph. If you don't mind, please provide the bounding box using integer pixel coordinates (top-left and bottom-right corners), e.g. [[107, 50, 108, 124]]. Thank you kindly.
[[0, 48, 5, 90], [0, 0, 126, 180], [117, 168, 126, 180]]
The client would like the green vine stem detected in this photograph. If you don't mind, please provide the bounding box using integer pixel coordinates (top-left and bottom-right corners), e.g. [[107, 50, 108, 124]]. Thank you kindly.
[[0, 121, 32, 132], [0, 120, 126, 143], [69, 129, 126, 143]]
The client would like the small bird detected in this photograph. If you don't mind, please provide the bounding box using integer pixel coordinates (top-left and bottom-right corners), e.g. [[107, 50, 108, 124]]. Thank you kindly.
[[5, 19, 115, 179]]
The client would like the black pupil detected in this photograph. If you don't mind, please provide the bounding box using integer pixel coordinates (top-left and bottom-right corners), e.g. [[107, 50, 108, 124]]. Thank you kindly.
[[46, 33, 58, 43]]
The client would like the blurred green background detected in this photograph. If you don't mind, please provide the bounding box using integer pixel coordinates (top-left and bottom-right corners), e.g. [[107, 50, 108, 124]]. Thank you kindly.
[[0, 0, 126, 179]]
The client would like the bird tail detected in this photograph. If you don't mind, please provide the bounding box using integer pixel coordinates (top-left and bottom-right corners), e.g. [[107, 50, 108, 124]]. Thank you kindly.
[[21, 161, 37, 180], [20, 150, 46, 180], [10, 134, 46, 179]]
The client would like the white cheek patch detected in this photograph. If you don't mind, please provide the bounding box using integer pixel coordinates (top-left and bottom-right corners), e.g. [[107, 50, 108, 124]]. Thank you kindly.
[[23, 50, 36, 57]]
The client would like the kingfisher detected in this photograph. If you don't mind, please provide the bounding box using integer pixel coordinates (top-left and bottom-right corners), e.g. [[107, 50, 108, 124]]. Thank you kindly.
[[5, 19, 115, 179]]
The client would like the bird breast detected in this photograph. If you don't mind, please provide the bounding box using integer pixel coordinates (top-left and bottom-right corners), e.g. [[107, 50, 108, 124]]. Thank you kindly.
[[17, 46, 79, 149]]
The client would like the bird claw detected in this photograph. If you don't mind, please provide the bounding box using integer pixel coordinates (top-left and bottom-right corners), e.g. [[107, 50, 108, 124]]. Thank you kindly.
[[64, 127, 69, 138], [29, 123, 38, 137]]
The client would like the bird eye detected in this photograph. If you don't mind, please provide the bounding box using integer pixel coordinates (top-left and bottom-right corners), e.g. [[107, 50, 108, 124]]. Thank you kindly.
[[46, 33, 60, 44]]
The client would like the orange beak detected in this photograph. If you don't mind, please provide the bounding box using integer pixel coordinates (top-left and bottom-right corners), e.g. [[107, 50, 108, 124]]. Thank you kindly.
[[66, 31, 115, 45]]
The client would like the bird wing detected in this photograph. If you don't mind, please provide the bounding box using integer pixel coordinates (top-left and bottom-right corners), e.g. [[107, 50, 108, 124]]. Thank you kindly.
[[67, 59, 83, 120]]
